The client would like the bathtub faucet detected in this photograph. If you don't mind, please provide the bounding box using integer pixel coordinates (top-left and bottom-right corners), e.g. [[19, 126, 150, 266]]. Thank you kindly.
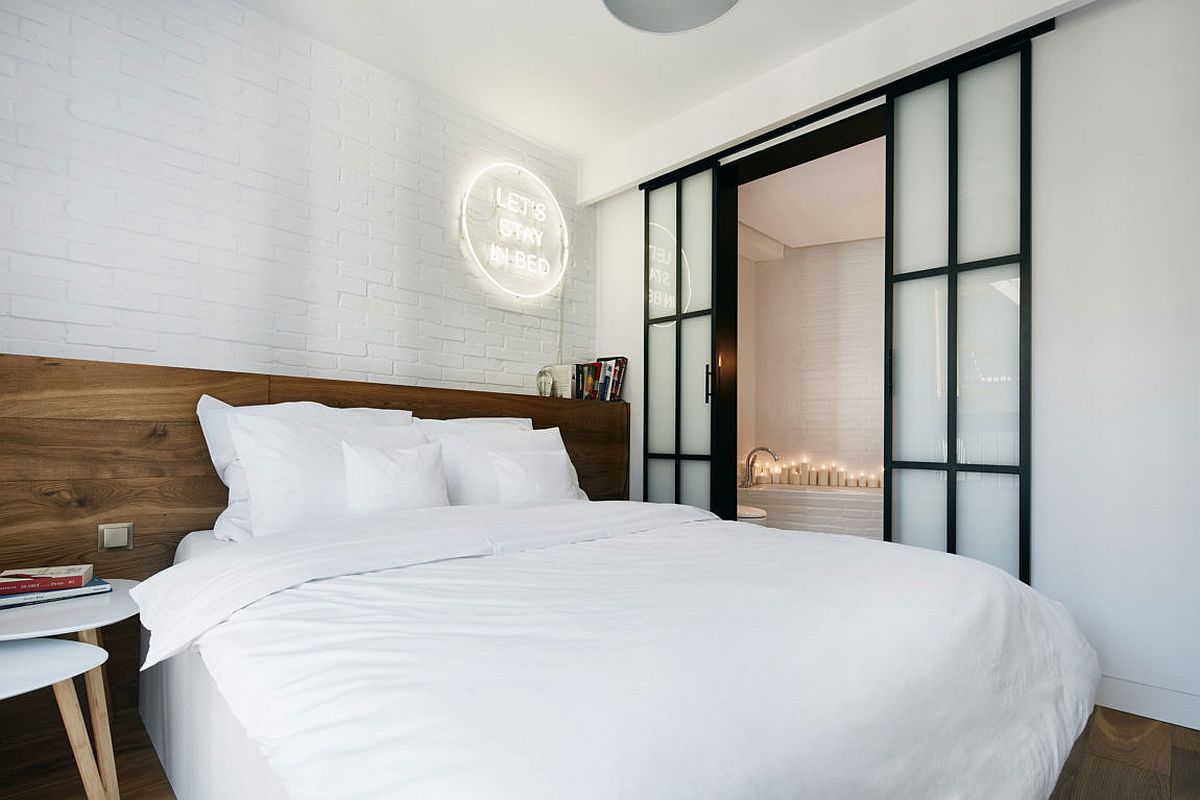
[[742, 447, 779, 488]]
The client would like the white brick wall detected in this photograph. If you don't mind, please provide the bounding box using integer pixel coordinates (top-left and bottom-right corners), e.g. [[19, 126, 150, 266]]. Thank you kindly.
[[741, 238, 883, 476], [0, 0, 596, 391]]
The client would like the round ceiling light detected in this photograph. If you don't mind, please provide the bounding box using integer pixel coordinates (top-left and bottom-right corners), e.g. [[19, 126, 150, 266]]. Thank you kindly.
[[602, 0, 740, 34]]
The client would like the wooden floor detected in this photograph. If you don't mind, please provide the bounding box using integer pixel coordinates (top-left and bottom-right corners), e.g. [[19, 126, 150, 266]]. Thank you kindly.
[[1052, 707, 1200, 800], [2, 705, 1196, 799]]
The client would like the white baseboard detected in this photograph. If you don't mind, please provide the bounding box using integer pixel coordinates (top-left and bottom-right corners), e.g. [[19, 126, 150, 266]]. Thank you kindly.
[[1097, 674, 1200, 730]]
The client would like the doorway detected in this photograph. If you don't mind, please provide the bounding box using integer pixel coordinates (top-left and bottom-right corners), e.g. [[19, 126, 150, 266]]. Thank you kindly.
[[736, 130, 885, 538], [643, 28, 1040, 582]]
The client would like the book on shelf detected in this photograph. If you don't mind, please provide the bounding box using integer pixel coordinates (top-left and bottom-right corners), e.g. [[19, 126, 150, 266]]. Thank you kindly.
[[0, 577, 112, 610], [0, 564, 94, 595], [572, 356, 628, 401]]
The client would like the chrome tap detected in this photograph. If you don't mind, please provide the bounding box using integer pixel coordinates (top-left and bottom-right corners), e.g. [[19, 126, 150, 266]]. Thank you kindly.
[[742, 446, 779, 488]]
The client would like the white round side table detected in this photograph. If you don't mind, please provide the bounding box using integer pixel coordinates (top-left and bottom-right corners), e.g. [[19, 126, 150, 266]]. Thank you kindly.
[[0, 638, 110, 800], [0, 578, 139, 800]]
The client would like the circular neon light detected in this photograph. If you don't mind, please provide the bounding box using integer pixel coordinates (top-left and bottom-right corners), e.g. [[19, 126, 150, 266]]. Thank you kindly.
[[460, 162, 570, 299]]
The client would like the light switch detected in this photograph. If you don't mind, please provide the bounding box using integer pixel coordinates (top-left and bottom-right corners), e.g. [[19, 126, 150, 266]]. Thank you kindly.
[[97, 522, 134, 551]]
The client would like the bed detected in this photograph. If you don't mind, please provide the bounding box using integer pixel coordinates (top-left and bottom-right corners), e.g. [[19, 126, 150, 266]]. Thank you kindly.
[[0, 354, 1098, 799], [137, 504, 1098, 800]]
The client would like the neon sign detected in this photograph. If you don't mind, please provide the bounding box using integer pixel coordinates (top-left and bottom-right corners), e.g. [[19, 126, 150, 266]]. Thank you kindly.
[[460, 163, 569, 299]]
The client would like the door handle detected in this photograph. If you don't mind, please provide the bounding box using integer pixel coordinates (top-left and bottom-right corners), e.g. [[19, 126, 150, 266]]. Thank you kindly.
[[704, 363, 712, 404]]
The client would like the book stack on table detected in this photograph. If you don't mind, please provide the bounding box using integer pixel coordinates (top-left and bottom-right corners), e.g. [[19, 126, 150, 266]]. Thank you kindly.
[[0, 565, 112, 610]]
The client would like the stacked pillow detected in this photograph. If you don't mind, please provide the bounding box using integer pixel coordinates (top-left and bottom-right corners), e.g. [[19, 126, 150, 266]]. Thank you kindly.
[[196, 396, 588, 542]]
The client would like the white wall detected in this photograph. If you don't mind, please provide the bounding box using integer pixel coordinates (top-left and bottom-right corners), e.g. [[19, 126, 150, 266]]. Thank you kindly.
[[743, 239, 884, 476], [594, 0, 1200, 728], [595, 188, 643, 498], [0, 0, 595, 392], [1031, 0, 1200, 728], [580, 0, 1095, 202]]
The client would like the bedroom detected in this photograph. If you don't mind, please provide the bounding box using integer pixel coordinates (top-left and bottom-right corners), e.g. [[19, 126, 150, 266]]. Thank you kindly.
[[0, 0, 1196, 798]]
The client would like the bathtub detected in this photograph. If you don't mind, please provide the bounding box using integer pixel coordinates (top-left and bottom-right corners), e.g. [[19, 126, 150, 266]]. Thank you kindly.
[[736, 484, 883, 539]]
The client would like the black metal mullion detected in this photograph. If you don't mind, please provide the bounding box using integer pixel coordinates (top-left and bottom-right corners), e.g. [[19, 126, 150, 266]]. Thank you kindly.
[[895, 460, 1019, 474], [882, 98, 895, 543], [673, 180, 682, 504], [649, 453, 712, 462], [648, 308, 712, 325], [891, 264, 949, 283], [642, 189, 650, 502], [957, 253, 1021, 273], [1018, 43, 1033, 584], [947, 75, 959, 556]]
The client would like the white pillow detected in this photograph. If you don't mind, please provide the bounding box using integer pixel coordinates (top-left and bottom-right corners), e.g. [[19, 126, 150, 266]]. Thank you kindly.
[[414, 417, 532, 436], [343, 440, 448, 515], [427, 427, 585, 505], [490, 449, 589, 504], [229, 415, 431, 538], [196, 395, 414, 542]]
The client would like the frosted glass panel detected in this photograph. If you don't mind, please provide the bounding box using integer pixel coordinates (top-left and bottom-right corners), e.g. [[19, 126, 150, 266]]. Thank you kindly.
[[958, 54, 1020, 263], [647, 185, 678, 321], [958, 264, 1020, 465], [647, 458, 676, 504], [680, 171, 712, 313], [647, 322, 676, 454], [895, 80, 949, 273], [680, 459, 710, 510], [957, 472, 1019, 576], [893, 469, 946, 551], [679, 315, 711, 455], [893, 276, 948, 462]]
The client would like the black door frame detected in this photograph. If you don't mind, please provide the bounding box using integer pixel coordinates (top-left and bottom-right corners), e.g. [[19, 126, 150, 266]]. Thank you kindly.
[[710, 106, 888, 521], [640, 21, 1051, 568]]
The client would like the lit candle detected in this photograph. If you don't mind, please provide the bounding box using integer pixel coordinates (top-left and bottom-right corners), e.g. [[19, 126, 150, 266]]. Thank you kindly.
[[818, 465, 829, 486], [771, 466, 782, 484], [858, 473, 866, 488], [868, 474, 880, 488], [798, 460, 808, 485], [789, 465, 800, 485]]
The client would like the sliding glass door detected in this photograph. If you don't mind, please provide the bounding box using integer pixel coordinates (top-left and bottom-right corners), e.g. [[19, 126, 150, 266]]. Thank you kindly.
[[644, 170, 716, 511], [885, 46, 1031, 580]]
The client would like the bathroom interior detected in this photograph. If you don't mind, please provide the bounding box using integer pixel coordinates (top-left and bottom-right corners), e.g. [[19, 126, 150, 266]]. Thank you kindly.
[[737, 136, 885, 538]]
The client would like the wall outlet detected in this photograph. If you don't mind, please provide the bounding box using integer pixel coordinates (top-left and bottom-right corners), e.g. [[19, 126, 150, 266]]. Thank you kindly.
[[97, 522, 134, 551]]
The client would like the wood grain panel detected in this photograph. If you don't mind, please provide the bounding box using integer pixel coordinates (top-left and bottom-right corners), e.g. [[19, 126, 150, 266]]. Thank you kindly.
[[0, 419, 214, 480], [0, 477, 226, 577], [0, 354, 268, 420]]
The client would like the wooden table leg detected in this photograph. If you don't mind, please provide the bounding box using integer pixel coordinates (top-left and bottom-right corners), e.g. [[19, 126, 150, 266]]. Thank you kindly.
[[78, 628, 119, 800], [52, 677, 108, 800]]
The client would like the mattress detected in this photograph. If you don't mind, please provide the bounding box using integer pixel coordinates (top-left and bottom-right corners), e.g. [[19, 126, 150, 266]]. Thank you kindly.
[[140, 531, 287, 800], [135, 502, 1098, 800]]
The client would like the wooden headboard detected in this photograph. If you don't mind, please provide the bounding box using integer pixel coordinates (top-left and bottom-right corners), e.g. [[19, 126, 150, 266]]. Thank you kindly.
[[0, 353, 630, 580], [0, 352, 628, 780]]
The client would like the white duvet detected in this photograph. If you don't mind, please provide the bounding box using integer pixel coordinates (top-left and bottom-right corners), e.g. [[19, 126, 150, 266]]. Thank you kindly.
[[133, 501, 1098, 800]]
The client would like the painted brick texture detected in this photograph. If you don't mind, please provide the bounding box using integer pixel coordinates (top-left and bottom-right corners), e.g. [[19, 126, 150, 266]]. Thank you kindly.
[[740, 237, 884, 476], [0, 0, 596, 391]]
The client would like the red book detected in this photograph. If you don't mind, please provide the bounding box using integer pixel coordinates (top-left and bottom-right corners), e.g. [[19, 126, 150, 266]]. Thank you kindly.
[[0, 564, 93, 595], [0, 576, 84, 595]]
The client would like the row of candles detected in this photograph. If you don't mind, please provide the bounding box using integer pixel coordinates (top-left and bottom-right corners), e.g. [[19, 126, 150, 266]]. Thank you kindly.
[[751, 460, 881, 488]]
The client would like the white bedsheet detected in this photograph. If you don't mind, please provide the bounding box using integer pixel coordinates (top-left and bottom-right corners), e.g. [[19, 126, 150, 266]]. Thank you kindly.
[[134, 501, 1098, 800]]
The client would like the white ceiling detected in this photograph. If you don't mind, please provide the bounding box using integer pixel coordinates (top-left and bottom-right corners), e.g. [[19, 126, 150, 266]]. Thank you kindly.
[[238, 0, 917, 158], [737, 137, 885, 252]]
